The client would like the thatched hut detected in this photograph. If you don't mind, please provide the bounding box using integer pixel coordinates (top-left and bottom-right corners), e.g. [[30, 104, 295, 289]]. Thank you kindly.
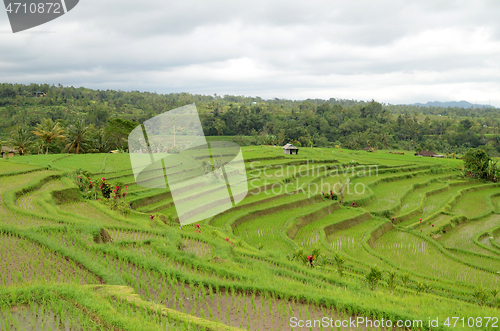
[[1, 146, 17, 158], [415, 150, 437, 157], [282, 143, 299, 155]]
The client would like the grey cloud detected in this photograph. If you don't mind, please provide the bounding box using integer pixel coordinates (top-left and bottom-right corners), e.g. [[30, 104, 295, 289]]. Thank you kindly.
[[1, 0, 500, 106]]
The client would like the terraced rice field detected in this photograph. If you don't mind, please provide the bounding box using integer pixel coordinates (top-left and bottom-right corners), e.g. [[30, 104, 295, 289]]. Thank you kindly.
[[234, 201, 332, 252], [438, 214, 500, 256], [451, 186, 499, 218], [295, 207, 365, 246], [1, 147, 499, 331], [397, 181, 447, 215], [58, 201, 129, 226], [365, 173, 452, 213], [0, 233, 101, 286], [374, 231, 500, 289]]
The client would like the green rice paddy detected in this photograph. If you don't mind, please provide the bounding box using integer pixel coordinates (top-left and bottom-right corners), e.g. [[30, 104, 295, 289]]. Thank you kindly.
[[0, 146, 499, 330]]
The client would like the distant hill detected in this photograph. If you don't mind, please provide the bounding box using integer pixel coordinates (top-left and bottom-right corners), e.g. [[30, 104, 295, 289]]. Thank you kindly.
[[409, 101, 495, 109]]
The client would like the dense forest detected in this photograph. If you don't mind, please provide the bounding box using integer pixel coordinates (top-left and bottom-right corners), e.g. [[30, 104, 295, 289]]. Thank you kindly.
[[1, 83, 500, 156]]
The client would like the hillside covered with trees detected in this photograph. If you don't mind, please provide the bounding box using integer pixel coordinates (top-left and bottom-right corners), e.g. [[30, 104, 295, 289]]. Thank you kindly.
[[1, 83, 500, 156]]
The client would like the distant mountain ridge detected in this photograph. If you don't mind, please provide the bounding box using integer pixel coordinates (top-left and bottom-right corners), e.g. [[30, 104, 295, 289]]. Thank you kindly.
[[408, 100, 495, 109]]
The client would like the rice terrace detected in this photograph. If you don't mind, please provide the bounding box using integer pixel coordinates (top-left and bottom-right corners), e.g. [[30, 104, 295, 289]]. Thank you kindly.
[[1, 144, 500, 331]]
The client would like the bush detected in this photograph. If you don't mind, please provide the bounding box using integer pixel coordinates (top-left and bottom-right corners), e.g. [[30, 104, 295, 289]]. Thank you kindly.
[[99, 178, 112, 198], [366, 265, 383, 290], [463, 148, 498, 181]]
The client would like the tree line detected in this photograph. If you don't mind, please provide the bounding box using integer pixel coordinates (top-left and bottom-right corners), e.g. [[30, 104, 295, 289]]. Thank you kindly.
[[4, 117, 136, 155], [1, 83, 500, 156]]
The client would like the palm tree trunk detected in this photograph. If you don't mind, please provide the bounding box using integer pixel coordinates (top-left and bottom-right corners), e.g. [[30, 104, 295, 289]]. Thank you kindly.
[[46, 143, 49, 155]]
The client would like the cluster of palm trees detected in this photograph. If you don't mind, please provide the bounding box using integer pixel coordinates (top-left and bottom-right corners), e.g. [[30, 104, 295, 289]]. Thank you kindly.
[[9, 118, 104, 155]]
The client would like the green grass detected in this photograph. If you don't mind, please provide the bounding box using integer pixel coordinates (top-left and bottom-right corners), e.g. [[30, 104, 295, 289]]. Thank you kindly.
[[295, 207, 364, 246], [234, 201, 330, 253], [326, 218, 394, 273], [438, 214, 500, 256], [398, 180, 485, 227], [3, 148, 500, 330], [451, 186, 499, 218], [2, 154, 67, 169], [0, 159, 41, 174], [210, 191, 309, 228], [397, 181, 448, 215], [374, 230, 500, 289], [365, 173, 453, 212]]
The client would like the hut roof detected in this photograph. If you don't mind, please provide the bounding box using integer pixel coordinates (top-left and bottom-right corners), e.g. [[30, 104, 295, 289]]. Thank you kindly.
[[282, 143, 298, 150], [1, 146, 16, 153], [363, 146, 373, 150], [418, 150, 437, 157]]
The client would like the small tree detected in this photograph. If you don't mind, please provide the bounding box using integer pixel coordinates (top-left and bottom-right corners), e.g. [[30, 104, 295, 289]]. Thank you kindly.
[[311, 246, 321, 260], [463, 148, 497, 181], [491, 289, 500, 307], [400, 272, 410, 295], [490, 289, 499, 300], [386, 271, 397, 293], [416, 282, 432, 294], [10, 127, 32, 155], [415, 145, 423, 154], [65, 119, 89, 154], [366, 265, 383, 290], [32, 118, 66, 154], [99, 178, 112, 198], [473, 287, 488, 306], [333, 252, 346, 277]]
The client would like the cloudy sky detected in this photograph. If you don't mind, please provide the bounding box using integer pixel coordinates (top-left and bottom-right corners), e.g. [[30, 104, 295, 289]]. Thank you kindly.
[[1, 0, 500, 106]]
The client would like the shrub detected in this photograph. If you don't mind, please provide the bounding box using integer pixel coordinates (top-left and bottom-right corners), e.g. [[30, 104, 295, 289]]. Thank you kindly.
[[100, 178, 112, 199], [463, 148, 498, 182], [366, 265, 383, 290], [386, 270, 397, 292], [472, 287, 488, 306], [333, 252, 346, 277]]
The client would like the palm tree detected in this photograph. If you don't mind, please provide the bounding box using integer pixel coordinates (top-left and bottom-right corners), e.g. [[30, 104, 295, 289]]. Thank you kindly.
[[32, 118, 66, 154], [32, 141, 43, 155], [91, 129, 110, 153], [65, 119, 89, 154], [10, 127, 32, 155]]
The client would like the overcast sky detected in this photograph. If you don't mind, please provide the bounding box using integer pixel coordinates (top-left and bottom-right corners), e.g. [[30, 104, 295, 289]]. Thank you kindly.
[[1, 0, 500, 106]]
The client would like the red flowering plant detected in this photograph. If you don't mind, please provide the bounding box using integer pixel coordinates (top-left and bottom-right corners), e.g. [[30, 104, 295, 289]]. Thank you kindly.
[[112, 184, 128, 200], [193, 223, 201, 233], [73, 170, 91, 191], [98, 180, 130, 216], [67, 169, 102, 200], [99, 178, 112, 199]]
